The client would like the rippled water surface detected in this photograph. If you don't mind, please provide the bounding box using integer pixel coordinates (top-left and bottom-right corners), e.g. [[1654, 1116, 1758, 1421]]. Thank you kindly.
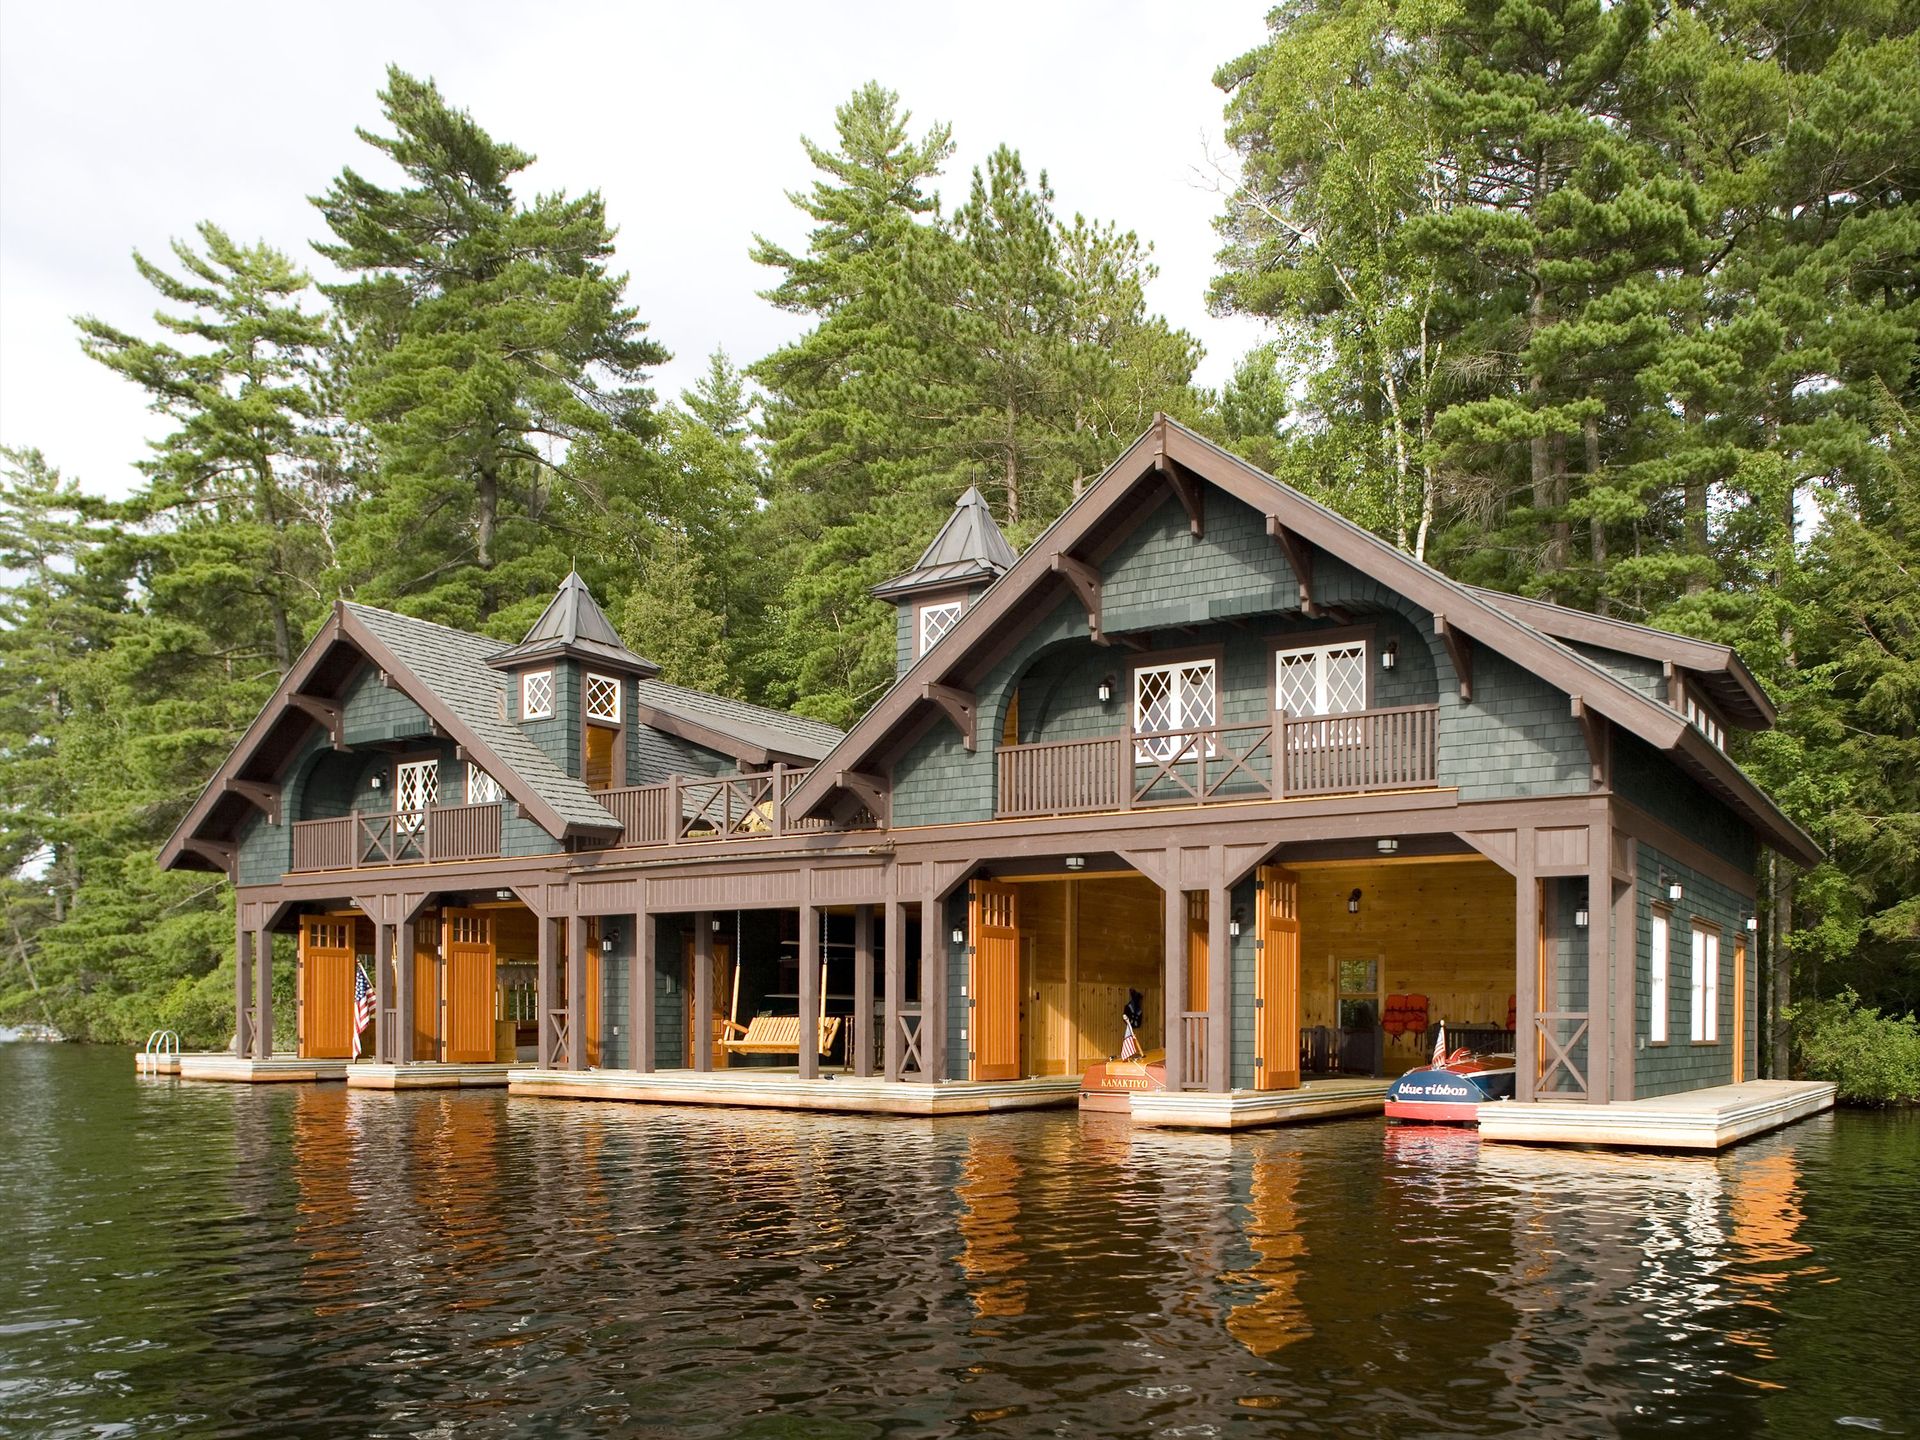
[[2, 1046, 1916, 1437]]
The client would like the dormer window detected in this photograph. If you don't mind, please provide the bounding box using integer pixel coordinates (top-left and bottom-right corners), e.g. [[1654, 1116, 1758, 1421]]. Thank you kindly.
[[919, 600, 964, 656], [467, 765, 503, 806], [585, 672, 622, 723], [1682, 686, 1725, 750], [522, 670, 554, 720]]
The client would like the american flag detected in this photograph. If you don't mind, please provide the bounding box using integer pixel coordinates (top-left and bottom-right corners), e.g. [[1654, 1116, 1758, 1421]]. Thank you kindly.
[[353, 963, 375, 1058], [1432, 1021, 1447, 1068], [1119, 1018, 1142, 1062]]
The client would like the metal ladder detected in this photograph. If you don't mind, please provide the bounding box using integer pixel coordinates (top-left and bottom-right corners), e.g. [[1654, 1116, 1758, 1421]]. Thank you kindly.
[[139, 1029, 180, 1074]]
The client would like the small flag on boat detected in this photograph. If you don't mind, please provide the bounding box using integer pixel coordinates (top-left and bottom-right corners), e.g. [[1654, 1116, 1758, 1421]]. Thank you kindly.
[[1119, 988, 1144, 1061], [353, 962, 375, 1057], [1120, 1023, 1141, 1062], [1432, 1021, 1446, 1068]]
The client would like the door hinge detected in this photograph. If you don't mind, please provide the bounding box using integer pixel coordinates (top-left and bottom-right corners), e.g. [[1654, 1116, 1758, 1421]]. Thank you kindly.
[[1254, 1055, 1263, 1068], [1254, 997, 1264, 1009]]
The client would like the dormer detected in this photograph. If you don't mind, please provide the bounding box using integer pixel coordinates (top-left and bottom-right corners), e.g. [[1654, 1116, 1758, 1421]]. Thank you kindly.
[[871, 486, 1018, 677], [487, 572, 657, 790]]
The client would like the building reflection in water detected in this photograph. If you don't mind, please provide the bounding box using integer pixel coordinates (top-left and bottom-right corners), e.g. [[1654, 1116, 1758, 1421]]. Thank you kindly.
[[956, 1131, 1027, 1320], [289, 1085, 361, 1319], [1223, 1146, 1311, 1357]]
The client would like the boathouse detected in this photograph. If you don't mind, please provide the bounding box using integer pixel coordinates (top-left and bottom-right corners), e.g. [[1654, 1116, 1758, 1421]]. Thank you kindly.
[[158, 418, 1829, 1140]]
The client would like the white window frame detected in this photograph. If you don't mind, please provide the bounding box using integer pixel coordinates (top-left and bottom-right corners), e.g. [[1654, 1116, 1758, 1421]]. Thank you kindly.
[[522, 670, 554, 720], [466, 764, 503, 807], [918, 600, 965, 657], [584, 672, 622, 724], [1273, 638, 1370, 719], [1683, 688, 1726, 750], [1132, 658, 1218, 764], [1691, 923, 1720, 1043], [394, 758, 439, 834], [1649, 909, 1669, 1044]]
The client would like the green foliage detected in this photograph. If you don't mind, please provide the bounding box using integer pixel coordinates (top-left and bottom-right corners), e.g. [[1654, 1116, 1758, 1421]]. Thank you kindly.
[[1791, 989, 1920, 1104]]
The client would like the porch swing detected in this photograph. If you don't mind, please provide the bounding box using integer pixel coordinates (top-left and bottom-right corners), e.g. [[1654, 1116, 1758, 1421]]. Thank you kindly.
[[717, 910, 842, 1060]]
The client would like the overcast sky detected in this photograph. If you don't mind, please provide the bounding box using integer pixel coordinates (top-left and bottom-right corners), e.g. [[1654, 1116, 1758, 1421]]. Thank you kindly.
[[0, 1, 1273, 499]]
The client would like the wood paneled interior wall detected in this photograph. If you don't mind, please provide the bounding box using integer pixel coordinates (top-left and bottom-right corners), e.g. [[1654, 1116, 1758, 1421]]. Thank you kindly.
[[1017, 875, 1164, 1075], [1295, 858, 1516, 1052]]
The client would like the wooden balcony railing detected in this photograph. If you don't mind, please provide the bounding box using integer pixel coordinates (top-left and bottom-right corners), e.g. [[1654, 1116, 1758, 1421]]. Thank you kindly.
[[289, 801, 503, 871], [1178, 1012, 1209, 1091], [592, 764, 842, 846], [994, 704, 1440, 818]]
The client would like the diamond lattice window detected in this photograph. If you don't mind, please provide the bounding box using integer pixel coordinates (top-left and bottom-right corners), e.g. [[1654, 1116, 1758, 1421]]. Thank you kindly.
[[394, 759, 439, 833], [467, 764, 503, 806], [522, 670, 554, 720], [1276, 640, 1368, 748], [1133, 660, 1217, 763], [918, 600, 964, 656], [585, 672, 622, 723]]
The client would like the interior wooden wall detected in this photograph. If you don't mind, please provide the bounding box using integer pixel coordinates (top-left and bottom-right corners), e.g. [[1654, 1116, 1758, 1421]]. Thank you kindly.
[[1295, 858, 1515, 1061], [1017, 874, 1163, 1075]]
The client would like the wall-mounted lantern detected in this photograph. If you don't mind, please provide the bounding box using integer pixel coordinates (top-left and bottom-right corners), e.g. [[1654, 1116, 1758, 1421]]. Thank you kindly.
[[712, 916, 723, 932], [1347, 888, 1363, 915], [600, 928, 617, 954], [369, 772, 383, 790], [1097, 675, 1114, 706], [952, 925, 966, 947], [1746, 915, 1759, 933], [1382, 641, 1398, 671], [1229, 909, 1244, 939], [1574, 907, 1590, 929], [1669, 882, 1684, 902]]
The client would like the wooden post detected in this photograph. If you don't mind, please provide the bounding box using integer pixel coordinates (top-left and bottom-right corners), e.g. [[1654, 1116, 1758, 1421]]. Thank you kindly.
[[397, 914, 415, 1065], [567, 911, 588, 1072], [921, 894, 944, 1083], [631, 911, 654, 1073], [255, 926, 273, 1061], [1515, 838, 1538, 1103], [374, 920, 393, 1063], [772, 762, 787, 836], [1587, 814, 1612, 1104], [798, 904, 819, 1080], [668, 774, 682, 844], [1208, 868, 1230, 1093], [883, 900, 905, 1081], [693, 910, 713, 1073], [1163, 883, 1186, 1091], [234, 925, 253, 1058], [537, 914, 555, 1071], [853, 904, 875, 1077]]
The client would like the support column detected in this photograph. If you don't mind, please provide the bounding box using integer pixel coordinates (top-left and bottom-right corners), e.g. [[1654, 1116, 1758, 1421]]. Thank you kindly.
[[537, 914, 555, 1071], [853, 904, 875, 1078], [397, 914, 415, 1064], [692, 911, 713, 1073], [630, 911, 654, 1073], [255, 926, 273, 1061], [1515, 837, 1538, 1103], [374, 920, 394, 1063], [883, 900, 905, 1081], [1587, 813, 1613, 1104], [567, 910, 588, 1072], [1207, 867, 1230, 1093], [921, 894, 944, 1083], [234, 925, 253, 1058], [1164, 884, 1187, 1092], [798, 904, 819, 1080]]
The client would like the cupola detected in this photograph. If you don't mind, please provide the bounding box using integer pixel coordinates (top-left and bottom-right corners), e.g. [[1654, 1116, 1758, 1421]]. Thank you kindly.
[[872, 486, 1018, 675]]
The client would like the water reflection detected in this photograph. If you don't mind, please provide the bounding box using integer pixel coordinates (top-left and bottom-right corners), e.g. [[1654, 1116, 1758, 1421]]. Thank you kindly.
[[1, 1048, 1914, 1439]]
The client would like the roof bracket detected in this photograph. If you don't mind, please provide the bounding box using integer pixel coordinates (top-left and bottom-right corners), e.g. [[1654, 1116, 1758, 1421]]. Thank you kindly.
[[225, 779, 281, 826], [1050, 552, 1105, 644], [922, 683, 977, 753], [1162, 461, 1203, 538], [1265, 516, 1316, 615], [836, 769, 891, 827], [288, 693, 344, 749], [1571, 696, 1609, 788], [181, 837, 235, 874], [1433, 614, 1473, 701]]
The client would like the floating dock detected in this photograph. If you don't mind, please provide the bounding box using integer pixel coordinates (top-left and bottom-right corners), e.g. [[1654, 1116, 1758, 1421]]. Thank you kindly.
[[509, 1067, 1082, 1117], [1127, 1077, 1392, 1130], [1477, 1079, 1836, 1150], [346, 1062, 516, 1090], [176, 1054, 349, 1084]]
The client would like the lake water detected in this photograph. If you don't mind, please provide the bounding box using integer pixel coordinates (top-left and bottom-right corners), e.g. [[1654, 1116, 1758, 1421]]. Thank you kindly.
[[1, 1045, 1915, 1438]]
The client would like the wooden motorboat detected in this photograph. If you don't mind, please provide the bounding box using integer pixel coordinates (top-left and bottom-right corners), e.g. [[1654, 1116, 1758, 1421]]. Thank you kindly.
[[1384, 1050, 1516, 1125], [1079, 1050, 1167, 1112]]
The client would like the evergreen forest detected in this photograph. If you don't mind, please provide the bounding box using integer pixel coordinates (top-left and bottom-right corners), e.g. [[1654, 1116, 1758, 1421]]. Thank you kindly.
[[3, 3, 1917, 1086]]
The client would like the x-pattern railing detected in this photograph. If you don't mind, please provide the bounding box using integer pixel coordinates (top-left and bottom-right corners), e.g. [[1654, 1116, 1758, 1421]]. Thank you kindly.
[[1534, 1010, 1590, 1097], [1131, 723, 1275, 807]]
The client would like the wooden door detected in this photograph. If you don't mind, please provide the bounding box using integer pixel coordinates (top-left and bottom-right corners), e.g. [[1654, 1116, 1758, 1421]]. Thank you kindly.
[[972, 882, 1021, 1081], [1187, 891, 1209, 1012], [585, 920, 601, 1068], [444, 908, 497, 1063], [412, 911, 440, 1061], [680, 933, 736, 1068], [1255, 865, 1302, 1089], [300, 916, 355, 1060], [1732, 940, 1747, 1083]]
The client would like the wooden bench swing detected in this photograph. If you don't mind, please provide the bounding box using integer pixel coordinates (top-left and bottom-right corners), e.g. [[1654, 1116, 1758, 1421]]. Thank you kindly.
[[717, 960, 842, 1059]]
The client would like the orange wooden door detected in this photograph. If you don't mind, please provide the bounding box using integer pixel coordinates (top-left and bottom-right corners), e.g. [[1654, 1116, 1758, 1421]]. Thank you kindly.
[[444, 909, 497, 1063], [1732, 940, 1747, 1083], [680, 933, 736, 1068], [972, 882, 1021, 1081], [1187, 891, 1209, 1012], [1255, 865, 1302, 1089], [300, 916, 355, 1060], [585, 919, 601, 1068], [412, 911, 440, 1061]]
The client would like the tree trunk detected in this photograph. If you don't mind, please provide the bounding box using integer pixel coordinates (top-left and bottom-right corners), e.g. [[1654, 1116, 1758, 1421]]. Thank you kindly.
[[476, 461, 499, 568], [1586, 416, 1607, 615], [1004, 397, 1019, 527]]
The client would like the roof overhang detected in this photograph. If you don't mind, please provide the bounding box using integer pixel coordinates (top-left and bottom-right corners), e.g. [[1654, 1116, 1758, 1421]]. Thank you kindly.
[[628, 697, 829, 768]]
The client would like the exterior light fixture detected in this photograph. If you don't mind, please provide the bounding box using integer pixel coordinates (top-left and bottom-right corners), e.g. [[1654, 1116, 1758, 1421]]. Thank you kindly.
[[1347, 888, 1362, 915], [494, 889, 513, 902], [600, 932, 616, 954], [1377, 837, 1399, 855], [1229, 910, 1244, 939], [1746, 914, 1759, 933], [369, 772, 383, 789], [1097, 675, 1114, 705], [1574, 907, 1590, 928], [712, 916, 722, 932], [1382, 641, 1398, 671], [1064, 855, 1086, 871], [1668, 882, 1684, 903], [951, 925, 966, 947]]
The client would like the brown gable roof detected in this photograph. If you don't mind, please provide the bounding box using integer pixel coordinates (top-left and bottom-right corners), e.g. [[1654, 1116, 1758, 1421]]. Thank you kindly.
[[786, 417, 1820, 866]]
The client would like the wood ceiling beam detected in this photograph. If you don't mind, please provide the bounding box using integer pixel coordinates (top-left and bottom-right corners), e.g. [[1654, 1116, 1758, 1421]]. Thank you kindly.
[[922, 683, 977, 753], [1433, 614, 1473, 701]]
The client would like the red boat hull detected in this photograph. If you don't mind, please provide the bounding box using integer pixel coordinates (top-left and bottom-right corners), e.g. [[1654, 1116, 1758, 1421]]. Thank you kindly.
[[1079, 1057, 1167, 1112]]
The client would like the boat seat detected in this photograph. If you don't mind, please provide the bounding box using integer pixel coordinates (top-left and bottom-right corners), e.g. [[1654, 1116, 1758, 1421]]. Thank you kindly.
[[717, 1013, 842, 1057]]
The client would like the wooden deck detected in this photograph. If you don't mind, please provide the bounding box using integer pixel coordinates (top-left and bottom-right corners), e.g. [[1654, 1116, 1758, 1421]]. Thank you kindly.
[[509, 1067, 1083, 1116], [1477, 1079, 1837, 1150], [176, 1053, 350, 1083], [1128, 1077, 1393, 1130], [346, 1062, 516, 1090]]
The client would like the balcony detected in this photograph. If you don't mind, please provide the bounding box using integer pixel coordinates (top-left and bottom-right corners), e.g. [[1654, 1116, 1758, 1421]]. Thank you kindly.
[[592, 765, 840, 846], [995, 705, 1440, 819], [290, 802, 503, 871]]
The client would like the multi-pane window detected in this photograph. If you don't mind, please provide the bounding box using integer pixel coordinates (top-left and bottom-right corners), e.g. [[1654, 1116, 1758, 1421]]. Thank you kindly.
[[1683, 689, 1726, 750], [394, 759, 439, 834], [1276, 640, 1368, 717], [585, 672, 621, 723], [919, 600, 964, 656], [1649, 910, 1670, 1043], [1133, 659, 1217, 763], [467, 764, 503, 806], [1691, 923, 1720, 1042], [522, 670, 554, 720]]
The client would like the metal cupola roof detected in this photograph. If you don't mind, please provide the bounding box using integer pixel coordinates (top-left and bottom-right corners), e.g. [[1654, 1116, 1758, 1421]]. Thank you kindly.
[[485, 571, 660, 677], [871, 486, 1020, 600]]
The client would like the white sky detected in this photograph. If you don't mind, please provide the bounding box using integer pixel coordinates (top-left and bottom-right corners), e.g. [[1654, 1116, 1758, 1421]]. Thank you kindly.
[[0, 0, 1272, 500]]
